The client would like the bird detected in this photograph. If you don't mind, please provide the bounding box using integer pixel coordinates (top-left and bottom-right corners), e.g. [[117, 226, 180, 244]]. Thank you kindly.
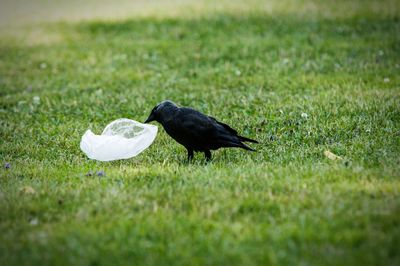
[[144, 100, 258, 162]]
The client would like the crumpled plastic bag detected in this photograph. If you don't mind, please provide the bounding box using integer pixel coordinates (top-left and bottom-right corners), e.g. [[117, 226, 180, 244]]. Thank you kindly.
[[80, 118, 158, 161]]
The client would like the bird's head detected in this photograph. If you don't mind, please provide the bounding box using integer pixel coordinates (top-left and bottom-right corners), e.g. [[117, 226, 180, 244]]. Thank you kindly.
[[144, 100, 178, 124]]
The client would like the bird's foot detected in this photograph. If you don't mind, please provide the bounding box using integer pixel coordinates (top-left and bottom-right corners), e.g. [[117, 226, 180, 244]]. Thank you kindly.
[[187, 149, 194, 164], [204, 150, 212, 163]]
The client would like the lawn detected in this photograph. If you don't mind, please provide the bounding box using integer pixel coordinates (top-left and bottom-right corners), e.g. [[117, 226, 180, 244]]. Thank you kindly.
[[0, 0, 399, 265]]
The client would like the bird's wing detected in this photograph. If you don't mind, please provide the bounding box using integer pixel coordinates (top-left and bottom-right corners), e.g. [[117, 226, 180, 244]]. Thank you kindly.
[[207, 116, 238, 135], [166, 108, 226, 148], [166, 108, 253, 150], [177, 109, 217, 136], [208, 115, 258, 144]]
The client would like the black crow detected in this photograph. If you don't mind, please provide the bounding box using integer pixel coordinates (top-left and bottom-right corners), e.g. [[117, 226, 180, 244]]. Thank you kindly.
[[144, 100, 258, 161]]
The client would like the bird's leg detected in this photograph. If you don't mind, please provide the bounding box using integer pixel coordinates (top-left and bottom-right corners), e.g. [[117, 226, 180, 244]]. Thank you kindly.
[[204, 150, 212, 162], [187, 149, 194, 162]]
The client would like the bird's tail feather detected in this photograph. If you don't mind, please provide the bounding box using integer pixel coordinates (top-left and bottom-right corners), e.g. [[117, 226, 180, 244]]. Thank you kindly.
[[238, 135, 259, 144], [239, 143, 256, 151], [220, 140, 256, 152]]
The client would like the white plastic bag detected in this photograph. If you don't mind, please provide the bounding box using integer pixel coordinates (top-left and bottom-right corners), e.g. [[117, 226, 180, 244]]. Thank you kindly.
[[80, 118, 158, 161]]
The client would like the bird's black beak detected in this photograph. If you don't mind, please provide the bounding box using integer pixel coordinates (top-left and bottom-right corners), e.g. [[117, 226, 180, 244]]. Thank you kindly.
[[144, 113, 155, 123]]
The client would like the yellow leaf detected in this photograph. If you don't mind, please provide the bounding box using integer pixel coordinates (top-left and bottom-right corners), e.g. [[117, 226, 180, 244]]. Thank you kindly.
[[20, 186, 36, 195], [324, 150, 342, 160]]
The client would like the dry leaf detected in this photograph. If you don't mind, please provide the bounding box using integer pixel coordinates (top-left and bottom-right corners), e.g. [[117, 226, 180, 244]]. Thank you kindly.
[[324, 150, 342, 160], [20, 186, 36, 195]]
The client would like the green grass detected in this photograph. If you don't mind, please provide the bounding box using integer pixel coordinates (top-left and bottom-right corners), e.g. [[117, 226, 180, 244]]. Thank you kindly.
[[0, 0, 400, 265]]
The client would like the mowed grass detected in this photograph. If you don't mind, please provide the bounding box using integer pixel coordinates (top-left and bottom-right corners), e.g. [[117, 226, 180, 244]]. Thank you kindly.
[[0, 0, 400, 265]]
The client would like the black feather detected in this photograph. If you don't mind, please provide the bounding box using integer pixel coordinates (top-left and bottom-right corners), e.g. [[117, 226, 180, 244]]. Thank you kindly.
[[144, 101, 259, 161]]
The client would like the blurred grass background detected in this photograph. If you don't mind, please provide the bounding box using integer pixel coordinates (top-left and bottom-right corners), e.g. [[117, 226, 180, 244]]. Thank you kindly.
[[1, 0, 399, 26]]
